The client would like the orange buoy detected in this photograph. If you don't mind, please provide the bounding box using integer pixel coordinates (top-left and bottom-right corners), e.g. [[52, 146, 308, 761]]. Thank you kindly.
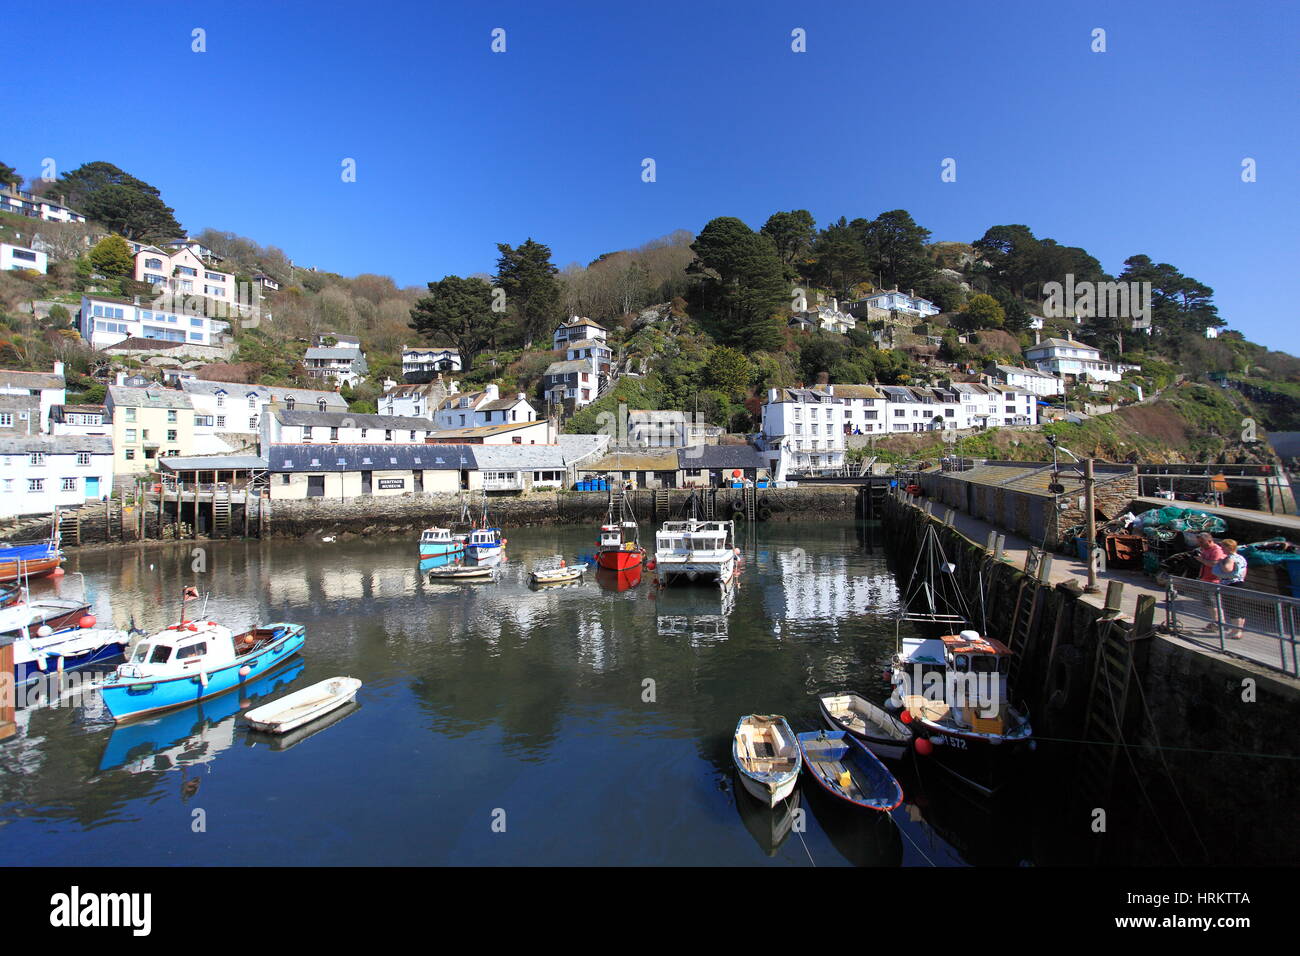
[[79, 615, 96, 629]]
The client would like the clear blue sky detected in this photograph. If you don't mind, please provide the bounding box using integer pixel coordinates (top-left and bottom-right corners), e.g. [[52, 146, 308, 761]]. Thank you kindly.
[[5, 0, 1297, 351]]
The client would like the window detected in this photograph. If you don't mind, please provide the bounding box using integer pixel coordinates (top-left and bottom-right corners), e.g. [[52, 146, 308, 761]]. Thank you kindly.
[[409, 430, 417, 441], [385, 430, 393, 441], [28, 478, 44, 492], [125, 408, 136, 422], [167, 409, 177, 423], [149, 644, 173, 663], [176, 642, 208, 660], [167, 430, 177, 441], [194, 416, 212, 427], [330, 427, 339, 441], [216, 416, 226, 428], [216, 394, 225, 408], [248, 395, 257, 408], [29, 453, 44, 466], [249, 417, 257, 429], [125, 449, 135, 461], [61, 477, 77, 492], [0, 413, 11, 427], [76, 452, 91, 466]]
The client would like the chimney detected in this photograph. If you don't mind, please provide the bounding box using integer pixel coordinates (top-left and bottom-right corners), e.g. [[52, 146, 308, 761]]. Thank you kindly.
[[485, 383, 499, 400], [1066, 329, 1074, 342], [517, 392, 526, 402], [1034, 330, 1041, 345], [53, 360, 64, 377], [115, 372, 126, 386]]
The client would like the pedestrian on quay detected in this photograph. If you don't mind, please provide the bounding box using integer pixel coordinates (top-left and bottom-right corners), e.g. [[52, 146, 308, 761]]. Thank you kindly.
[[1194, 531, 1227, 632], [1212, 539, 1249, 640]]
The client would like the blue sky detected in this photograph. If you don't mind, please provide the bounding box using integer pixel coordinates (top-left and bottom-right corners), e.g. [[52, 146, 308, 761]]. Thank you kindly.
[[4, 1, 1297, 351]]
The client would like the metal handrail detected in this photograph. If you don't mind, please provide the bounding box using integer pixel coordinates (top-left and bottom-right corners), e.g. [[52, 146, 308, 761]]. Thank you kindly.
[[1163, 574, 1300, 676]]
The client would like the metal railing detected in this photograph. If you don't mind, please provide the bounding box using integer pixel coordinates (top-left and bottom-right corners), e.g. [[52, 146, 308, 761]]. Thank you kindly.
[[1164, 575, 1300, 676]]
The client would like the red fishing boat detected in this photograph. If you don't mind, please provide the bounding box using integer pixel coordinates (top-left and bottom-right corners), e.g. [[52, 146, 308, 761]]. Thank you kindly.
[[0, 525, 64, 583], [594, 494, 644, 571]]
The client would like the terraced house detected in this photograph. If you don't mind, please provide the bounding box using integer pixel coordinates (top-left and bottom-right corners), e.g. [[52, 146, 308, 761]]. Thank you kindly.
[[105, 385, 198, 478], [0, 436, 114, 517]]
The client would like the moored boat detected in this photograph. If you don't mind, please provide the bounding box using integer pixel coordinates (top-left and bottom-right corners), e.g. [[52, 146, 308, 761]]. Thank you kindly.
[[798, 729, 904, 812], [418, 526, 464, 558], [817, 691, 914, 760], [595, 492, 645, 571], [96, 599, 306, 722], [529, 558, 584, 587], [654, 518, 738, 587], [732, 714, 801, 807], [243, 676, 362, 734], [0, 595, 93, 639], [428, 563, 496, 582], [0, 536, 64, 584], [13, 623, 130, 685]]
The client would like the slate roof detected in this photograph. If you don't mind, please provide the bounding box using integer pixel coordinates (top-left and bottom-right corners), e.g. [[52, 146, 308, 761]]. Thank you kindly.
[[472, 444, 579, 470], [676, 445, 769, 470], [0, 435, 112, 455], [545, 359, 594, 377], [267, 444, 477, 472], [159, 455, 268, 471], [0, 368, 65, 390], [829, 385, 885, 400], [104, 337, 188, 352], [304, 347, 364, 360], [426, 421, 544, 440], [768, 387, 842, 404], [584, 450, 681, 472], [273, 409, 432, 430], [182, 379, 348, 409], [107, 385, 194, 409]]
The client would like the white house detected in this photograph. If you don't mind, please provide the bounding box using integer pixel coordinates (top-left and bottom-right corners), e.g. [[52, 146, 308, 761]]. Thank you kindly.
[[553, 317, 607, 350], [986, 364, 1064, 397], [0, 436, 114, 516], [380, 380, 453, 419], [626, 410, 723, 448], [433, 383, 538, 429], [80, 294, 222, 349], [846, 288, 940, 319], [1, 242, 48, 274], [181, 379, 348, 445], [0, 364, 66, 432], [790, 301, 856, 335], [49, 404, 110, 437], [544, 359, 600, 409], [1024, 335, 1129, 383], [402, 345, 463, 377], [827, 385, 887, 433], [760, 387, 846, 475], [261, 408, 437, 448], [0, 188, 86, 223], [303, 343, 367, 388]]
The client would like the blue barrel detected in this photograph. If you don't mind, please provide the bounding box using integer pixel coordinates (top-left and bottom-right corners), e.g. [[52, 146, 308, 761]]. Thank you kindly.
[[578, 480, 589, 491], [1284, 558, 1300, 598]]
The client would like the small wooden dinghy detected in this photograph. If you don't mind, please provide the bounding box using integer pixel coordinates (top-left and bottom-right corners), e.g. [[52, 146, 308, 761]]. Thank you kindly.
[[428, 564, 495, 582], [732, 714, 801, 807], [529, 558, 584, 587], [243, 677, 362, 734], [818, 691, 914, 760], [797, 729, 903, 812]]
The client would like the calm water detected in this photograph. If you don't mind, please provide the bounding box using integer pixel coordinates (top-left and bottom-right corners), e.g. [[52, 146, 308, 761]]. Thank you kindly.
[[1, 521, 1076, 866]]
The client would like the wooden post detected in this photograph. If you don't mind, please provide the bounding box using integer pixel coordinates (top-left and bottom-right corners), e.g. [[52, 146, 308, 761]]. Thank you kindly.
[[0, 639, 15, 741], [1084, 458, 1099, 593]]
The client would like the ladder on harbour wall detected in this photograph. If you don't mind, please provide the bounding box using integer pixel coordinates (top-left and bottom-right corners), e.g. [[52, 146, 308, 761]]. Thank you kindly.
[[702, 490, 715, 519], [212, 491, 232, 538], [744, 487, 756, 521], [1007, 571, 1043, 685], [57, 509, 80, 548], [1078, 618, 1134, 800]]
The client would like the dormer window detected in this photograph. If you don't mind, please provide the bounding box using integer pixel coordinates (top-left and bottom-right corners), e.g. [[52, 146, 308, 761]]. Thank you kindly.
[[318, 399, 327, 411]]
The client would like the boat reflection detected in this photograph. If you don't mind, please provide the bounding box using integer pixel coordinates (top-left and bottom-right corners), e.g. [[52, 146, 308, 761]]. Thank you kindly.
[[595, 565, 642, 592], [735, 782, 803, 857], [802, 782, 904, 866], [654, 579, 737, 644], [96, 658, 305, 775]]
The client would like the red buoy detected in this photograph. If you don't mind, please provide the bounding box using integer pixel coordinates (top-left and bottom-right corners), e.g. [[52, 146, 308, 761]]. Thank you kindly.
[[914, 737, 934, 756], [899, 710, 913, 724], [79, 615, 96, 629]]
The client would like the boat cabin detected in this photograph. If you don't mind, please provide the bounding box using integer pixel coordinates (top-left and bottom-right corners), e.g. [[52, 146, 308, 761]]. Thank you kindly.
[[897, 630, 1015, 734], [468, 528, 500, 547], [655, 519, 733, 558], [420, 527, 457, 545], [599, 524, 621, 548], [118, 621, 283, 680]]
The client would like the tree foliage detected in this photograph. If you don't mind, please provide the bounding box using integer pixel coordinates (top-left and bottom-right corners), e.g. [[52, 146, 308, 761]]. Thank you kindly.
[[408, 275, 499, 369], [55, 161, 182, 241], [495, 238, 562, 348], [686, 217, 787, 353]]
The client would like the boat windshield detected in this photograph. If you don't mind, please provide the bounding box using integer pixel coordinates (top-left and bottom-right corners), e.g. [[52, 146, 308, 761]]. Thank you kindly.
[[131, 643, 150, 662]]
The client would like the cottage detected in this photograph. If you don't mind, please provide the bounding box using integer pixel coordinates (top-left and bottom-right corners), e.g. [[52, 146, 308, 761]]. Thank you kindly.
[[0, 435, 114, 517]]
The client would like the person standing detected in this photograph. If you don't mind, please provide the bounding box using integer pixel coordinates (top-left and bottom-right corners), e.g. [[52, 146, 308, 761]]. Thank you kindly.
[[1194, 532, 1225, 582], [1214, 539, 1249, 639]]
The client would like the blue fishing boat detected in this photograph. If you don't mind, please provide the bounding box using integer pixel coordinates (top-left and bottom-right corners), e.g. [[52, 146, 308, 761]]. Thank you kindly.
[[97, 608, 306, 722], [418, 526, 464, 559], [797, 729, 904, 812]]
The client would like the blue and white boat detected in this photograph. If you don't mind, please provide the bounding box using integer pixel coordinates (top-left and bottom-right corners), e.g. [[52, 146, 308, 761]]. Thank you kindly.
[[97, 618, 306, 723], [418, 526, 465, 559], [796, 729, 904, 813], [465, 526, 503, 559], [733, 714, 802, 807], [13, 624, 130, 686]]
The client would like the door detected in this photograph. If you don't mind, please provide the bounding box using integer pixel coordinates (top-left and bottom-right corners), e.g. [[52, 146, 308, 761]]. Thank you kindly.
[[414, 470, 423, 493], [307, 475, 325, 497], [361, 471, 372, 495], [85, 477, 100, 498]]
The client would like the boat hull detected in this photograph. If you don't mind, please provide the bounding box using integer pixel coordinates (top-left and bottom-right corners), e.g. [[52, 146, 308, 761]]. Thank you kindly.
[[914, 720, 1033, 796], [817, 694, 913, 761], [798, 730, 904, 812], [595, 548, 643, 571], [243, 677, 361, 734], [0, 555, 63, 583], [737, 770, 798, 808], [15, 634, 128, 686], [419, 542, 465, 558], [99, 624, 306, 723]]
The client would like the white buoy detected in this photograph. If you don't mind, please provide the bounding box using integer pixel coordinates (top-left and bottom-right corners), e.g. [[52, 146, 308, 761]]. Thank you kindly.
[[239, 665, 251, 677]]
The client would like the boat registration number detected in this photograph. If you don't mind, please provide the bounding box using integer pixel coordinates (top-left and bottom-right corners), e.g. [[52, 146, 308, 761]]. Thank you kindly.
[[933, 735, 967, 750]]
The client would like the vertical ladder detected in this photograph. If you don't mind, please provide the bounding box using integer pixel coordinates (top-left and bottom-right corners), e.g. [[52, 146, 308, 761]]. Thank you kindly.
[[702, 491, 715, 520], [745, 487, 756, 521], [654, 488, 669, 519], [58, 508, 81, 548], [1007, 576, 1041, 685], [212, 491, 232, 538], [1078, 617, 1134, 799]]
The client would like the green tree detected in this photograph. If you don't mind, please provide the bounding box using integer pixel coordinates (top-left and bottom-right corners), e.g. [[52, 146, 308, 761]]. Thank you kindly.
[[408, 275, 499, 370], [88, 234, 135, 277], [858, 210, 935, 291], [0, 161, 19, 190], [686, 217, 787, 352], [760, 210, 816, 272], [494, 238, 562, 348], [704, 346, 753, 400], [955, 293, 1005, 331], [55, 161, 182, 241], [810, 217, 870, 294]]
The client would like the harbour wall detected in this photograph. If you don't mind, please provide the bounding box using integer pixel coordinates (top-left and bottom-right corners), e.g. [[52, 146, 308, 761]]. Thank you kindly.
[[881, 492, 1300, 864]]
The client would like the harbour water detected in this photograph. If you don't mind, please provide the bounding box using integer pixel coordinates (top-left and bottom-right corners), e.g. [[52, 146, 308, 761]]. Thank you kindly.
[[1, 521, 1127, 865]]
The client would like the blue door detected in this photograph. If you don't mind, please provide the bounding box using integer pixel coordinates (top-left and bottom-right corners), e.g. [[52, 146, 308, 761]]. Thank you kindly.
[[85, 477, 99, 498]]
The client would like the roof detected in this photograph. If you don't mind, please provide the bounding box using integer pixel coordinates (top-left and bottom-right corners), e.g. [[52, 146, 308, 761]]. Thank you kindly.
[[427, 420, 545, 440], [107, 385, 194, 409], [267, 443, 477, 472], [471, 443, 580, 470], [829, 385, 885, 400], [0, 394, 40, 411], [303, 347, 364, 360], [50, 404, 106, 417], [992, 364, 1058, 379], [181, 380, 348, 409], [478, 397, 530, 412], [557, 318, 605, 331], [402, 344, 459, 354], [0, 368, 65, 390], [273, 409, 432, 430], [435, 388, 489, 411], [545, 359, 594, 376], [1027, 338, 1099, 352], [583, 450, 681, 472], [768, 387, 842, 405], [677, 444, 769, 470], [0, 435, 112, 455], [159, 455, 268, 472]]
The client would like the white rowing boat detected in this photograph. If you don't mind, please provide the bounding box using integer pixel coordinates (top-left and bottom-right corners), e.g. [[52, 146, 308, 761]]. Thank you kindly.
[[243, 677, 362, 734]]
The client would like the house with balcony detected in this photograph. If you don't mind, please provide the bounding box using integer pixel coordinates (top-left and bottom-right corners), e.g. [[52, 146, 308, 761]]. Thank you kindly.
[[845, 288, 940, 320], [260, 408, 437, 449], [826, 385, 886, 434], [625, 410, 724, 448], [380, 379, 455, 420], [544, 359, 599, 412], [134, 245, 238, 312], [985, 363, 1064, 397], [0, 187, 86, 223], [431, 383, 538, 431], [1024, 335, 1131, 383], [0, 435, 114, 516], [789, 301, 856, 335], [303, 343, 368, 389], [402, 345, 463, 380], [759, 387, 846, 476], [1, 242, 48, 274], [180, 380, 346, 451], [80, 294, 222, 350], [552, 317, 607, 350], [471, 434, 607, 492]]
